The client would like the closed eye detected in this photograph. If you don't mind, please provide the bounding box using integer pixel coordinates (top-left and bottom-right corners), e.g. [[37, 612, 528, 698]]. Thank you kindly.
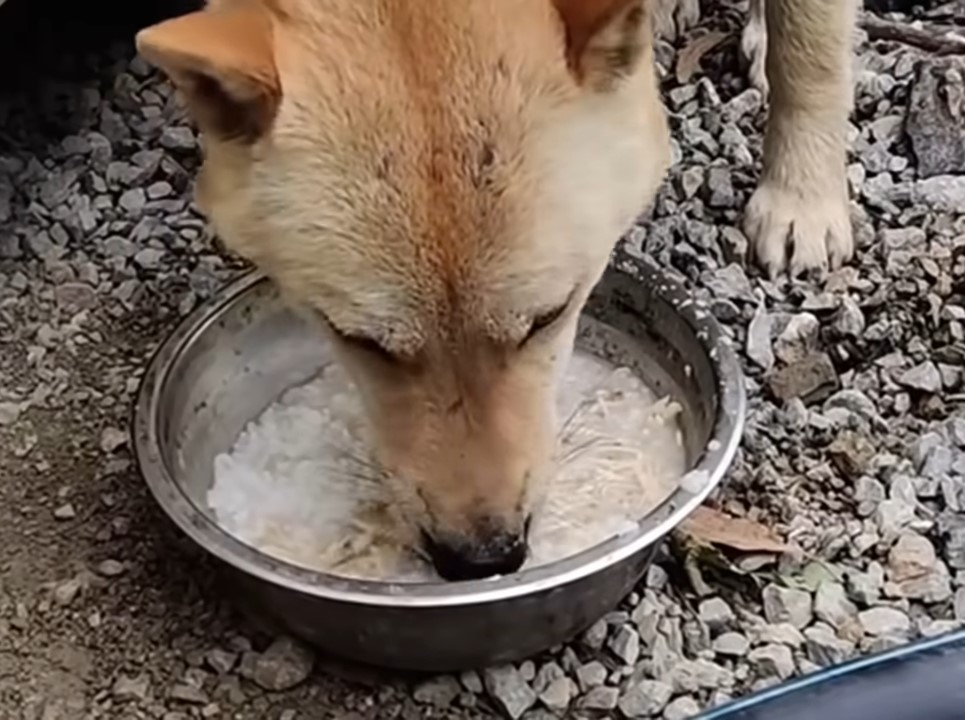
[[341, 332, 396, 361], [520, 301, 570, 347], [317, 312, 397, 362]]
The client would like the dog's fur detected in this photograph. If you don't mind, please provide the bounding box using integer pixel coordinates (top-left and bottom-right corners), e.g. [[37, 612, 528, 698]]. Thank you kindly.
[[136, 0, 856, 579]]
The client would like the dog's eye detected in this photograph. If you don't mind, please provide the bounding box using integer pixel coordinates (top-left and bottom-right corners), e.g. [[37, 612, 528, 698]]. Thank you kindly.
[[318, 312, 397, 362], [343, 332, 396, 361], [521, 302, 569, 346]]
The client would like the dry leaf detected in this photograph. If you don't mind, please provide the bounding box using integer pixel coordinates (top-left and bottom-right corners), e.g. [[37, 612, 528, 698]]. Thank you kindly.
[[675, 30, 731, 84], [678, 506, 796, 555]]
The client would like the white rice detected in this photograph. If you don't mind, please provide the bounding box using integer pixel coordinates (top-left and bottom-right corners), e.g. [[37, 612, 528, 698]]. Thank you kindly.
[[208, 350, 687, 582]]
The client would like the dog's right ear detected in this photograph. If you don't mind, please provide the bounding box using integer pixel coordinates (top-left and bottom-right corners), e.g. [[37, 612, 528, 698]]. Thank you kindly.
[[553, 0, 649, 89], [135, 7, 280, 142]]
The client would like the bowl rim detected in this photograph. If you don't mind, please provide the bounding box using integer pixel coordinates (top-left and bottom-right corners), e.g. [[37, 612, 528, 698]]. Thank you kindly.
[[133, 252, 746, 608]]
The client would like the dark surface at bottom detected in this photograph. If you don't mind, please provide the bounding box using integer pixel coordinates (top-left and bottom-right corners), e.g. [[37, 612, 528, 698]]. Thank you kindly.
[[701, 629, 965, 720]]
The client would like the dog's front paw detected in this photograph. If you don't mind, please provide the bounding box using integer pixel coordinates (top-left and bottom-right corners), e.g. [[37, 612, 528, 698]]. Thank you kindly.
[[744, 180, 853, 279]]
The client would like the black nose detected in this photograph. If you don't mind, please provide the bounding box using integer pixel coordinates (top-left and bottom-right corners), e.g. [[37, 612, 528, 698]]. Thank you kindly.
[[423, 530, 527, 581]]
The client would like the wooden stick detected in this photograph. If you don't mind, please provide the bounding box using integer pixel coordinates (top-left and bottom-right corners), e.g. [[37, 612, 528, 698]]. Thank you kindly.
[[861, 14, 965, 55]]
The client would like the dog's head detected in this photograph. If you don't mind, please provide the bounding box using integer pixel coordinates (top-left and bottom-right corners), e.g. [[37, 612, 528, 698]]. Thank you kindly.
[[138, 0, 669, 580]]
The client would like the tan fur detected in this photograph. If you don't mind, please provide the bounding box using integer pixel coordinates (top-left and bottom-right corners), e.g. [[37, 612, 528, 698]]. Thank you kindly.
[[137, 0, 669, 566]]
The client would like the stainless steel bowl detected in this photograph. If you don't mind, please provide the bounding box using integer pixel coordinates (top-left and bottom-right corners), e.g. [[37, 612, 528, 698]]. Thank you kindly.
[[133, 249, 745, 672]]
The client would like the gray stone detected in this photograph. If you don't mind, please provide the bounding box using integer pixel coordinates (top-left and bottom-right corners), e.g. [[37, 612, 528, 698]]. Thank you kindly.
[[767, 353, 839, 404], [748, 644, 795, 680], [804, 626, 854, 667], [664, 696, 701, 720], [97, 559, 125, 577], [538, 676, 575, 711], [667, 658, 733, 693], [887, 533, 952, 602], [774, 313, 821, 365], [855, 476, 886, 517], [698, 597, 735, 633], [532, 662, 564, 695], [713, 632, 750, 657], [898, 362, 942, 393], [134, 247, 164, 270], [28, 231, 56, 258], [169, 684, 208, 705], [609, 625, 641, 666], [875, 499, 916, 544], [922, 444, 954, 480], [762, 585, 813, 629], [829, 431, 875, 481], [414, 676, 461, 708], [724, 88, 763, 120], [947, 418, 965, 448], [847, 564, 884, 606], [705, 166, 736, 208], [619, 679, 673, 718], [859, 607, 911, 637], [954, 588, 965, 621], [100, 426, 127, 454], [483, 666, 536, 720], [751, 623, 805, 648], [103, 235, 137, 258], [679, 166, 705, 199], [461, 670, 484, 694], [205, 648, 238, 675], [870, 113, 903, 145], [580, 686, 620, 711], [705, 264, 755, 304], [911, 175, 965, 212], [113, 674, 151, 702], [814, 581, 858, 630], [119, 188, 146, 215], [160, 126, 198, 152], [250, 636, 314, 692], [720, 227, 748, 264], [747, 302, 774, 371], [53, 577, 84, 607], [834, 298, 866, 339], [582, 619, 607, 650], [889, 533, 938, 580], [53, 504, 76, 521], [575, 661, 607, 691], [906, 57, 965, 177]]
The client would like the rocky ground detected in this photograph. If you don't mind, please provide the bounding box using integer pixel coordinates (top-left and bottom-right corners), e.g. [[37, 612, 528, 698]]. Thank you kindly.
[[2, 0, 965, 718]]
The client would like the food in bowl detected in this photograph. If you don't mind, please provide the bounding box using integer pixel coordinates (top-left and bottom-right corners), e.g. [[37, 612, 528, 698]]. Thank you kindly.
[[209, 347, 687, 582]]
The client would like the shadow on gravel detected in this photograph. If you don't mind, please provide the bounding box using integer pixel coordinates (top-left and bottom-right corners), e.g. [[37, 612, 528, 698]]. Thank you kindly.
[[0, 0, 201, 149], [0, 0, 201, 91]]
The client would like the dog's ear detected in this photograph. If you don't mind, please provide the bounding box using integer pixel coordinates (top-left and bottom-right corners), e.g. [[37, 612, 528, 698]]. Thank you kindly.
[[135, 7, 280, 142], [553, 0, 649, 88]]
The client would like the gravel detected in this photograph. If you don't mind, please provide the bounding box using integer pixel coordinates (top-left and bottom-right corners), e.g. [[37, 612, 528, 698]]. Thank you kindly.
[[242, 636, 315, 692], [2, 2, 965, 719]]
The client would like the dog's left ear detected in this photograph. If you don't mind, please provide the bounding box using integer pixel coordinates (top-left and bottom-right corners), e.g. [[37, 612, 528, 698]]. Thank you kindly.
[[553, 0, 649, 88], [135, 7, 280, 142]]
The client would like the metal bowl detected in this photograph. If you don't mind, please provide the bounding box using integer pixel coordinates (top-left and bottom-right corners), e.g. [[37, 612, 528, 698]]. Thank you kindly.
[[133, 248, 745, 672]]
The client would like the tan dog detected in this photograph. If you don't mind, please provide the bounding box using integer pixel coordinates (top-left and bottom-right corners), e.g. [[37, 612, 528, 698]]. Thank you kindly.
[[136, 0, 855, 580]]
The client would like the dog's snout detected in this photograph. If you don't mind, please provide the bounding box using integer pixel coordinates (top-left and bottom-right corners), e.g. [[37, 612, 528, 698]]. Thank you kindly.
[[423, 528, 528, 581]]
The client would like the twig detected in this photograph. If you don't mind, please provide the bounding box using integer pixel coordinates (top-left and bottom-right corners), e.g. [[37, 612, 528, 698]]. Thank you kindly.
[[862, 14, 965, 55], [924, 2, 965, 27]]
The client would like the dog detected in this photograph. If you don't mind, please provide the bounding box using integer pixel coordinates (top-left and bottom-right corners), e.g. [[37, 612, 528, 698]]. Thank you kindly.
[[136, 0, 856, 581]]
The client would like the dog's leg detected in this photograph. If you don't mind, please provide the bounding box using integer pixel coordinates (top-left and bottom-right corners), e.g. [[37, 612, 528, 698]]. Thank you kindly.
[[744, 0, 857, 277], [741, 0, 768, 94]]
